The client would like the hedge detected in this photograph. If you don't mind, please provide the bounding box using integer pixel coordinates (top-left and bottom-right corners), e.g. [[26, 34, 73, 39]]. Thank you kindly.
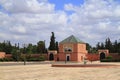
[[0, 56, 46, 62], [0, 58, 14, 62], [101, 59, 120, 62]]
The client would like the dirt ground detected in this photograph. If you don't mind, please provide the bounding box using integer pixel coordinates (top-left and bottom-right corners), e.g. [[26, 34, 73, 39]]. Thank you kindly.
[[0, 62, 120, 80]]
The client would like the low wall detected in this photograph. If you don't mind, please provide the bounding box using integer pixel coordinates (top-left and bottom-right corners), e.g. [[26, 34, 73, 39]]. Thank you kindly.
[[86, 54, 100, 61], [0, 52, 48, 60], [5, 54, 12, 58], [0, 52, 6, 58], [86, 53, 120, 61], [109, 53, 120, 59], [1, 52, 120, 61]]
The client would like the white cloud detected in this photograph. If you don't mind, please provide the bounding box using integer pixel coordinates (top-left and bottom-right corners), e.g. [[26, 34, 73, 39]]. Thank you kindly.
[[64, 3, 76, 11], [0, 0, 55, 13], [65, 0, 120, 46], [0, 0, 120, 47], [9, 26, 26, 34]]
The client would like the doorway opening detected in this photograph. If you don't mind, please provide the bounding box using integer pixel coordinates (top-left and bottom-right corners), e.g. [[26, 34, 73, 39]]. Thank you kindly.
[[49, 53, 54, 60], [100, 52, 106, 60], [66, 56, 70, 61]]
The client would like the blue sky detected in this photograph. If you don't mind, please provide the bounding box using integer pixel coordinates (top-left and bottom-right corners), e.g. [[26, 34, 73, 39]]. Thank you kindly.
[[0, 0, 120, 47], [48, 0, 84, 10]]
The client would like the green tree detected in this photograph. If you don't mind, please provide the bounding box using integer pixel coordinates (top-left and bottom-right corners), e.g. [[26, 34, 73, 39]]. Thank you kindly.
[[113, 40, 118, 53], [37, 41, 46, 53], [0, 41, 12, 54], [118, 41, 120, 54], [49, 32, 56, 50], [86, 43, 92, 53], [32, 45, 37, 53], [55, 41, 59, 52], [100, 42, 105, 49], [12, 50, 21, 61], [105, 38, 113, 53], [26, 43, 33, 54], [96, 42, 101, 50]]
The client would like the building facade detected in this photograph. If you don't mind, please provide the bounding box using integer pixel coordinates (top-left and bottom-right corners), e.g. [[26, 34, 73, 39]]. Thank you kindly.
[[48, 35, 88, 62]]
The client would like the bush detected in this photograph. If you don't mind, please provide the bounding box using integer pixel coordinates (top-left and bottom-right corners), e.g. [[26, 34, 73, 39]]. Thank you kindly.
[[27, 56, 45, 61], [101, 59, 120, 62], [0, 58, 14, 62], [106, 56, 112, 59]]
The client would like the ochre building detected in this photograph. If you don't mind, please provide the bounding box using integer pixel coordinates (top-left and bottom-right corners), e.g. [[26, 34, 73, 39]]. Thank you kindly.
[[48, 35, 88, 62]]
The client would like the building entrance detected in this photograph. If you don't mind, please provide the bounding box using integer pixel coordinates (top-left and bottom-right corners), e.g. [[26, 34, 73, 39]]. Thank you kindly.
[[100, 52, 106, 60], [67, 56, 70, 61], [49, 53, 54, 60]]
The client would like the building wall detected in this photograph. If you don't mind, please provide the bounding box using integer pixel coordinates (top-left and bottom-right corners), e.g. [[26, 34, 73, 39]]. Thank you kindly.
[[0, 52, 6, 58], [78, 53, 86, 62], [77, 44, 87, 53], [70, 53, 78, 61], [86, 54, 100, 61], [98, 49, 109, 56], [58, 43, 87, 62], [58, 53, 66, 61]]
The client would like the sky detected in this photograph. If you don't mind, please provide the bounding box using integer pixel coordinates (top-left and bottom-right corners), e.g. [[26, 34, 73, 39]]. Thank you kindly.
[[0, 0, 120, 47]]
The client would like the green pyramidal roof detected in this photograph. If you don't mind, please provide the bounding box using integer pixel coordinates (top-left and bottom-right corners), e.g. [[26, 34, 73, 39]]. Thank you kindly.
[[60, 35, 85, 44]]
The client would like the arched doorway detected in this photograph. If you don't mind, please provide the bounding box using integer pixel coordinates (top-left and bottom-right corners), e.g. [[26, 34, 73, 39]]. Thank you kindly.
[[49, 53, 54, 60], [100, 52, 106, 60], [66, 56, 70, 61]]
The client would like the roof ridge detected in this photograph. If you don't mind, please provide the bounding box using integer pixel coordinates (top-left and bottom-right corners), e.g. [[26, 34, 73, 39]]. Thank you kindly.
[[60, 35, 85, 44]]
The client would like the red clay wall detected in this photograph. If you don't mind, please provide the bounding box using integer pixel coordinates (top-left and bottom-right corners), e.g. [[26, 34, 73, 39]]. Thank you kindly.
[[98, 49, 109, 56], [58, 53, 78, 61], [58, 53, 66, 61], [59, 44, 64, 53], [78, 53, 86, 62], [70, 53, 78, 61], [77, 44, 88, 53], [0, 52, 6, 58], [58, 43, 88, 62], [86, 54, 100, 61], [5, 54, 12, 58], [109, 53, 120, 59]]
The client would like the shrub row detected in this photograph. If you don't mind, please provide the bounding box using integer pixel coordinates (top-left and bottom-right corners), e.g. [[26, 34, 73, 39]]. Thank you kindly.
[[0, 56, 46, 62], [0, 58, 14, 62], [101, 59, 120, 62], [27, 56, 45, 61]]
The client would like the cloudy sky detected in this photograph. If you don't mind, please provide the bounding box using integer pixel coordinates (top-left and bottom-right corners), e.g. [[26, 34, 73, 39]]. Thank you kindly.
[[0, 0, 120, 47]]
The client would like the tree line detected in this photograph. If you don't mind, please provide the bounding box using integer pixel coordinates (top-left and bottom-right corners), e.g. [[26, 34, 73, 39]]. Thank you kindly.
[[0, 32, 119, 54], [96, 38, 120, 53], [0, 32, 58, 54], [86, 38, 120, 53]]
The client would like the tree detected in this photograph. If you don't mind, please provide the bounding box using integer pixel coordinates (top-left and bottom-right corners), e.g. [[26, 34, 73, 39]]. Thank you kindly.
[[55, 41, 59, 52], [37, 41, 46, 53], [118, 41, 120, 54], [113, 40, 118, 53], [96, 42, 101, 50], [26, 43, 33, 54], [32, 45, 37, 53], [105, 38, 113, 53], [100, 42, 105, 49], [0, 41, 12, 54], [86, 43, 92, 53], [11, 49, 21, 61], [49, 32, 56, 50]]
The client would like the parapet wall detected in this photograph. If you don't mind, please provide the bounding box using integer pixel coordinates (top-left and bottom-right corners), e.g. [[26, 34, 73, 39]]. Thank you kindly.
[[0, 52, 6, 58]]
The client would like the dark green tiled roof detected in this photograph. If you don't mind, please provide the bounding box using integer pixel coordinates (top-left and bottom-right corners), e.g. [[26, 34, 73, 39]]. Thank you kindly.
[[60, 35, 85, 44]]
